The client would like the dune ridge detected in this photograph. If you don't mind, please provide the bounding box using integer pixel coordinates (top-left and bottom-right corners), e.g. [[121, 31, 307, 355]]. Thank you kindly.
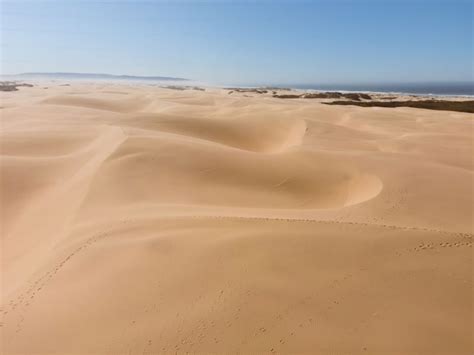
[[1, 84, 472, 354]]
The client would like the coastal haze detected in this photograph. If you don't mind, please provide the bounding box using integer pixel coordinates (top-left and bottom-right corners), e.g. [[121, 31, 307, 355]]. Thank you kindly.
[[1, 1, 473, 354], [3, 72, 473, 96]]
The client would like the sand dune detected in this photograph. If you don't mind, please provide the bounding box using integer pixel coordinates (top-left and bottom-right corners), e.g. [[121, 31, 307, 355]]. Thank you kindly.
[[1, 84, 472, 354], [42, 94, 152, 113], [78, 137, 382, 213], [116, 113, 307, 153]]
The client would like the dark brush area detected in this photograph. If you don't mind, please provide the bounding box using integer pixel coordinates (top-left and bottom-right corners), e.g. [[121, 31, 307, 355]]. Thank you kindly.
[[163, 85, 205, 91], [0, 82, 34, 91], [323, 100, 474, 113], [273, 92, 372, 100], [226, 88, 268, 94]]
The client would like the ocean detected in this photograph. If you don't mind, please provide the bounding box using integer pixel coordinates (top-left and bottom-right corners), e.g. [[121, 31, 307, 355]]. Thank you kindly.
[[289, 82, 474, 96], [4, 74, 473, 96]]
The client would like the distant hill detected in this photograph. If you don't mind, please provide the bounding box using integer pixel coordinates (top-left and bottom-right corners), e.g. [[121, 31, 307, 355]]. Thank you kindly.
[[3, 72, 189, 82]]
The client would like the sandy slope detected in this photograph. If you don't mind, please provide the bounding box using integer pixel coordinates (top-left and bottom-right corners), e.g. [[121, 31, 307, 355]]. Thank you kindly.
[[1, 84, 472, 354]]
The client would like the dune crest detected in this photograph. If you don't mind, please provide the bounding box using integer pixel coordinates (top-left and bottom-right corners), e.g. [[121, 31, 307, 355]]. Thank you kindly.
[[42, 94, 151, 113], [344, 173, 383, 207], [117, 113, 307, 153]]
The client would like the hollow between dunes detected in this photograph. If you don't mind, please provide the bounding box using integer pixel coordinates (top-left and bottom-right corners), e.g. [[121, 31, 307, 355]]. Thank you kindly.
[[78, 136, 383, 214]]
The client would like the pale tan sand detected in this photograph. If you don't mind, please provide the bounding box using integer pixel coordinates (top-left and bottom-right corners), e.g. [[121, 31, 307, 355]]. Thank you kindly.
[[1, 83, 472, 354]]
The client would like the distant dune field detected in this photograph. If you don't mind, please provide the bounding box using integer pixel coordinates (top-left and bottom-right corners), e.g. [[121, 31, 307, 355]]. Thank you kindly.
[[1, 83, 472, 354]]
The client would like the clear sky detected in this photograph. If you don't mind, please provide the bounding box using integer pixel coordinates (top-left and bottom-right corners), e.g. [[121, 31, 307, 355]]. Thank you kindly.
[[1, 0, 472, 85]]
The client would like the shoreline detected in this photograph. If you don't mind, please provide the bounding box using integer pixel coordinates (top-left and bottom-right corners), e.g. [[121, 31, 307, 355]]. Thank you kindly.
[[219, 84, 474, 99], [3, 80, 473, 113], [2, 76, 473, 98]]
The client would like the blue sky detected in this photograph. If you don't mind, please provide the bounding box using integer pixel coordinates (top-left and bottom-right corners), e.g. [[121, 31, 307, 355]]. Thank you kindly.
[[1, 0, 472, 85]]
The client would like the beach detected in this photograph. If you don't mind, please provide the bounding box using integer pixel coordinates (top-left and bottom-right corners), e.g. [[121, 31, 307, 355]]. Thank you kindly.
[[1, 83, 473, 354]]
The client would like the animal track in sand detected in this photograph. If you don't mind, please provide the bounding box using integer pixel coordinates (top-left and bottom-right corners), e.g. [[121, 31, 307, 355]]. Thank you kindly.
[[243, 272, 354, 353], [186, 214, 472, 237], [5, 214, 464, 326], [409, 234, 473, 253], [1, 227, 115, 335]]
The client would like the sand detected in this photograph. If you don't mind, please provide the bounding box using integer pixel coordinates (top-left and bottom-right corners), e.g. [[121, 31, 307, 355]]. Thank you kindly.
[[1, 83, 472, 354]]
